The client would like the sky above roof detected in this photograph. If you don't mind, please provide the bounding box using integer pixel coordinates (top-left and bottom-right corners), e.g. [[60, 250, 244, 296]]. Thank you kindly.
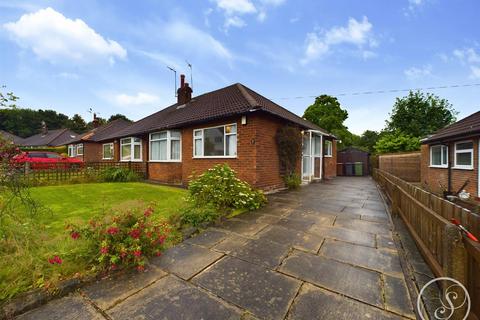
[[0, 0, 479, 135]]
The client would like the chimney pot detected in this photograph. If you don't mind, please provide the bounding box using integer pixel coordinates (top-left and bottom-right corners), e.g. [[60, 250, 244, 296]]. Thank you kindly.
[[180, 74, 185, 88], [177, 74, 192, 105]]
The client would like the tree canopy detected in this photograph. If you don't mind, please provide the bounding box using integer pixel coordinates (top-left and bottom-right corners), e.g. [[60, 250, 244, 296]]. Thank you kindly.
[[108, 114, 132, 123]]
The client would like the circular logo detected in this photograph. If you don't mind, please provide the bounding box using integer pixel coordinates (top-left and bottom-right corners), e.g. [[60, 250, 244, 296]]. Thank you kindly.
[[417, 277, 471, 320]]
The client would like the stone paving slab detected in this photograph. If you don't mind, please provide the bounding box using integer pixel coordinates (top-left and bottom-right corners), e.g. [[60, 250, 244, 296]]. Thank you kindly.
[[193, 256, 301, 319], [343, 206, 387, 215], [377, 234, 397, 251], [82, 265, 167, 310], [280, 250, 383, 308], [152, 243, 223, 280], [257, 225, 324, 253], [275, 217, 315, 232], [384, 274, 415, 318], [234, 212, 281, 225], [286, 210, 336, 226], [334, 218, 391, 236], [108, 275, 242, 320], [184, 229, 229, 248], [287, 284, 405, 320], [308, 224, 376, 248], [361, 214, 390, 224], [319, 239, 404, 277], [230, 237, 291, 268], [16, 294, 104, 320], [217, 218, 269, 236]]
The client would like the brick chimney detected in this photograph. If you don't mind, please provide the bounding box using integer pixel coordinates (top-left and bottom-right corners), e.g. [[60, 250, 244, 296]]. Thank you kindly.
[[93, 113, 100, 128], [177, 74, 192, 105], [41, 121, 48, 135]]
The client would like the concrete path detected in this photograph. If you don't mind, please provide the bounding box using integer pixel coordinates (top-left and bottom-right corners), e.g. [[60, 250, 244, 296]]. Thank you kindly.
[[16, 177, 416, 320]]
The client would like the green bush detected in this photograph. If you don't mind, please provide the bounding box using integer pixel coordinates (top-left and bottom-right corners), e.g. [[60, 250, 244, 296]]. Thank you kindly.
[[284, 173, 301, 190], [179, 204, 221, 227], [188, 164, 267, 212], [101, 167, 139, 182]]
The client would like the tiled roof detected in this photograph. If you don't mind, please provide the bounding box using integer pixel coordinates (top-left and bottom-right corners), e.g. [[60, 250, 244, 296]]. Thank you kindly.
[[21, 129, 78, 147], [67, 119, 131, 144], [102, 83, 331, 140], [0, 130, 25, 145], [422, 111, 480, 143]]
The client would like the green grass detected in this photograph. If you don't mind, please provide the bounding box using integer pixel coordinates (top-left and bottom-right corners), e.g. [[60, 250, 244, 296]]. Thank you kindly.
[[0, 182, 187, 301]]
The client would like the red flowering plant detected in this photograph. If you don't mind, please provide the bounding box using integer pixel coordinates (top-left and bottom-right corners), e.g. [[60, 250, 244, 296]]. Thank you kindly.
[[67, 206, 170, 272]]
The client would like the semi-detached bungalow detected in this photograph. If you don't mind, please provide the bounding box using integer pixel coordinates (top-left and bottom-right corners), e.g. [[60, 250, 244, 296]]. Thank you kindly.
[[92, 75, 337, 191], [421, 111, 480, 200]]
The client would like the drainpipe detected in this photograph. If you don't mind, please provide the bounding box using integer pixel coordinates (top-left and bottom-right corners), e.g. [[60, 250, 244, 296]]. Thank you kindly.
[[447, 142, 452, 197]]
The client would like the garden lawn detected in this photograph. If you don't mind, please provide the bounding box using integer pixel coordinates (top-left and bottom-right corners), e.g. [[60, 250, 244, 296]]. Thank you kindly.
[[0, 182, 187, 301]]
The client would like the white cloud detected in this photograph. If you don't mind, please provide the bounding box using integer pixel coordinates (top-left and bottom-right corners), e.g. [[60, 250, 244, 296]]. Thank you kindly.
[[471, 66, 480, 79], [225, 16, 247, 28], [404, 65, 432, 79], [454, 48, 480, 78], [114, 92, 160, 106], [213, 0, 256, 15], [260, 0, 286, 6], [3, 7, 126, 64], [302, 16, 376, 63], [406, 0, 427, 14]]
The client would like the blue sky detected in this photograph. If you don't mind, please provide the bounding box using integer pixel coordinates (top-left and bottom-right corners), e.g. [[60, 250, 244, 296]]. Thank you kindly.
[[0, 0, 479, 134]]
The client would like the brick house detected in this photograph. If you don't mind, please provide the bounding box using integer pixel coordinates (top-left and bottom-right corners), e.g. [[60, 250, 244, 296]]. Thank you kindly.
[[66, 118, 131, 162], [420, 111, 480, 199], [97, 75, 337, 191]]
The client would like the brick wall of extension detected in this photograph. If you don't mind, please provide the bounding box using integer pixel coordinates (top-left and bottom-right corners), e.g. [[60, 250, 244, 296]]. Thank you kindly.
[[323, 138, 337, 179], [420, 139, 479, 198]]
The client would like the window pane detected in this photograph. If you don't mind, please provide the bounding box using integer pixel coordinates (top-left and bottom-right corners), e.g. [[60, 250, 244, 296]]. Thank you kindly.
[[194, 130, 202, 137], [456, 152, 472, 166], [170, 130, 181, 139], [456, 142, 473, 150], [431, 146, 441, 165], [134, 144, 141, 159], [204, 127, 224, 156], [121, 144, 131, 160], [151, 132, 166, 140], [442, 146, 448, 165], [194, 139, 202, 156], [103, 144, 112, 159], [313, 136, 321, 156], [226, 134, 237, 156], [171, 140, 180, 160], [134, 138, 141, 143], [151, 140, 167, 160], [225, 124, 236, 134], [121, 138, 130, 145], [302, 136, 310, 155]]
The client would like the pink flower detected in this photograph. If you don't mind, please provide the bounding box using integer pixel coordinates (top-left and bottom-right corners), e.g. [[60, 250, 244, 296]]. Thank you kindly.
[[110, 264, 117, 271], [100, 247, 109, 255], [133, 250, 142, 257], [144, 207, 153, 217], [70, 231, 80, 240], [107, 227, 119, 235], [137, 265, 145, 272], [48, 255, 62, 265], [129, 229, 141, 239], [155, 251, 162, 257]]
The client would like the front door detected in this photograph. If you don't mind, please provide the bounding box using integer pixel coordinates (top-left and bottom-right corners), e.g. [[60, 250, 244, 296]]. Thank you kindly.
[[302, 132, 323, 181], [302, 134, 312, 181]]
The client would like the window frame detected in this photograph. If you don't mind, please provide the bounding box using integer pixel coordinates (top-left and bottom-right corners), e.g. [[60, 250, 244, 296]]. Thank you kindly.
[[102, 143, 114, 160], [68, 145, 76, 157], [120, 137, 143, 162], [193, 123, 237, 159], [76, 143, 84, 156], [454, 140, 474, 170], [324, 140, 333, 157], [149, 130, 182, 162], [429, 144, 448, 168]]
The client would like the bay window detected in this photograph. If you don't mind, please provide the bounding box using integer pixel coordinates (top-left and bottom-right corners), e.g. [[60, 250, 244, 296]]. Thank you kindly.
[[193, 124, 237, 157], [454, 141, 474, 169], [102, 143, 114, 160], [120, 137, 142, 161], [150, 130, 181, 162], [430, 145, 448, 167]]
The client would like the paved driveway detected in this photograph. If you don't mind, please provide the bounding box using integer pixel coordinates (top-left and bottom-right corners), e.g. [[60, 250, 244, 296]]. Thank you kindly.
[[17, 177, 416, 320]]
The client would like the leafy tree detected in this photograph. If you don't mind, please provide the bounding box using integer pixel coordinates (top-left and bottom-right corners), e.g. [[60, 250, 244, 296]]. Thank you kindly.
[[357, 130, 381, 153], [374, 132, 420, 154], [108, 114, 132, 123], [386, 91, 457, 137], [69, 114, 87, 133], [0, 85, 19, 109], [86, 117, 107, 131]]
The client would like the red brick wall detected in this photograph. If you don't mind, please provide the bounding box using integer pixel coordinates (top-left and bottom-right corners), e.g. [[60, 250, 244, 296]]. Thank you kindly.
[[323, 138, 337, 179], [149, 162, 183, 184], [420, 138, 479, 198]]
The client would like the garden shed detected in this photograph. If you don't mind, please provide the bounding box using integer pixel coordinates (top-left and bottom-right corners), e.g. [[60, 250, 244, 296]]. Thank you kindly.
[[337, 147, 370, 176]]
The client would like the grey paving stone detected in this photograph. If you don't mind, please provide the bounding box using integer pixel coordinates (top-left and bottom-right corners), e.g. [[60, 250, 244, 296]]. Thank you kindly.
[[287, 210, 336, 226], [152, 243, 223, 280], [384, 275, 415, 318], [193, 256, 301, 319], [230, 237, 290, 268], [308, 225, 376, 248], [300, 202, 345, 213], [108, 275, 241, 320], [257, 225, 324, 253], [280, 250, 383, 308], [320, 240, 403, 277], [364, 202, 386, 211], [217, 218, 268, 236], [212, 233, 250, 254], [16, 294, 103, 320], [233, 212, 280, 225], [82, 265, 167, 310], [288, 283, 404, 320], [275, 217, 315, 232], [361, 214, 390, 224], [184, 229, 228, 248], [377, 234, 397, 251], [335, 218, 391, 236], [343, 206, 387, 215]]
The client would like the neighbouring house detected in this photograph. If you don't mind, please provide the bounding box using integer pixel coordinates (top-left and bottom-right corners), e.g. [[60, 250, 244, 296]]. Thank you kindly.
[[95, 75, 337, 191], [21, 127, 78, 148], [0, 130, 25, 145], [66, 118, 131, 161], [421, 110, 480, 200], [337, 147, 370, 176]]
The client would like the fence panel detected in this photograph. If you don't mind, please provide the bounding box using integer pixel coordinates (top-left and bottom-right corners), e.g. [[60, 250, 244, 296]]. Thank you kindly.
[[378, 152, 421, 182]]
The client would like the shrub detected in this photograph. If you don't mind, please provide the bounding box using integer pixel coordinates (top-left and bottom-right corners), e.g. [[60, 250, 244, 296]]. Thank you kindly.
[[284, 173, 301, 190], [67, 207, 170, 271], [187, 164, 267, 212], [179, 204, 221, 227], [101, 167, 139, 182]]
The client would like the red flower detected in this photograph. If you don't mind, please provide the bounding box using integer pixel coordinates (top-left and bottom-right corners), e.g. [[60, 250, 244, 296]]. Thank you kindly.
[[100, 247, 109, 255], [110, 264, 117, 271], [48, 255, 62, 265], [120, 251, 127, 258], [70, 231, 80, 240], [157, 235, 166, 244], [155, 251, 162, 257], [133, 250, 142, 257], [144, 207, 153, 217], [107, 227, 119, 235], [129, 229, 141, 239], [137, 265, 145, 272]]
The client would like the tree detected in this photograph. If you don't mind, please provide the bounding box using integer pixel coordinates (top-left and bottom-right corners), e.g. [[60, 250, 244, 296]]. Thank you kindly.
[[108, 114, 132, 123], [357, 130, 381, 153], [386, 91, 457, 137], [374, 132, 420, 154], [0, 85, 19, 109], [69, 114, 87, 133]]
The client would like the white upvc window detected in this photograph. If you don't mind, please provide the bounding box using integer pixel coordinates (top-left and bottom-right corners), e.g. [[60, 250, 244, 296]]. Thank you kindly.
[[430, 145, 448, 168], [193, 124, 237, 158], [68, 145, 76, 157], [324, 140, 332, 157], [76, 143, 84, 156], [120, 137, 142, 162], [149, 130, 181, 162], [454, 141, 474, 169], [102, 143, 114, 160]]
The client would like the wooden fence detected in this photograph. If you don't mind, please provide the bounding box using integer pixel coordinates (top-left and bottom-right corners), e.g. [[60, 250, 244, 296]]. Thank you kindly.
[[373, 169, 480, 319], [20, 162, 147, 185], [378, 152, 421, 182]]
